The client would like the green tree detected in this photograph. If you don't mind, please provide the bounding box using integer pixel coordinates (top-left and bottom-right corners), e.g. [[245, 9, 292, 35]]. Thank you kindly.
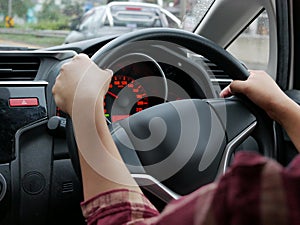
[[0, 0, 33, 18], [61, 1, 84, 30], [34, 0, 83, 30], [62, 1, 84, 18], [37, 0, 62, 22]]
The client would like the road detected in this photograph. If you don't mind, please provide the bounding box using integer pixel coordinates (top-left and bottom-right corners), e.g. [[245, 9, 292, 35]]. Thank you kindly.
[[0, 38, 42, 48]]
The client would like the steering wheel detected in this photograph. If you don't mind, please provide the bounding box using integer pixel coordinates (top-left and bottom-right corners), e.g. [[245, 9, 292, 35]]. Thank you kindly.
[[67, 28, 276, 203]]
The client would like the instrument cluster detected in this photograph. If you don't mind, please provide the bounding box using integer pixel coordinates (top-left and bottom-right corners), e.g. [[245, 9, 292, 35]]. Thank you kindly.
[[104, 60, 205, 123]]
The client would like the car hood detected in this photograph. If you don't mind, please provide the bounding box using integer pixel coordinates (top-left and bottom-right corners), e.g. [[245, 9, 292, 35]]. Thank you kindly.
[[64, 27, 143, 44]]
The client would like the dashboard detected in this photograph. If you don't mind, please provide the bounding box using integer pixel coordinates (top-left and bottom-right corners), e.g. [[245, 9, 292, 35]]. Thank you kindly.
[[0, 36, 230, 224]]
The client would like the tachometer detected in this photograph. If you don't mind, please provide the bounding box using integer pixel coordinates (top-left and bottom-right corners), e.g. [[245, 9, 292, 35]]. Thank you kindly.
[[104, 75, 149, 123]]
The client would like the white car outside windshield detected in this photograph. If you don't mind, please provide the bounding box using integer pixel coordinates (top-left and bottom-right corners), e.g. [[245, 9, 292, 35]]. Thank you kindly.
[[0, 0, 213, 48], [0, 0, 269, 71], [64, 2, 182, 43]]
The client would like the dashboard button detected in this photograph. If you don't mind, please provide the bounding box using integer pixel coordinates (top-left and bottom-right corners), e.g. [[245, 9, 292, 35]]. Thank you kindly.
[[9, 98, 39, 107]]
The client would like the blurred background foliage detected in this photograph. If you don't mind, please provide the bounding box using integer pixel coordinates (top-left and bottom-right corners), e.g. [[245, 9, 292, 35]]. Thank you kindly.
[[1, 0, 84, 30]]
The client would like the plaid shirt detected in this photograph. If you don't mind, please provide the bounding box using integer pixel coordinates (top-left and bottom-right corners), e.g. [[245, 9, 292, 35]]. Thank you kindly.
[[81, 151, 300, 225]]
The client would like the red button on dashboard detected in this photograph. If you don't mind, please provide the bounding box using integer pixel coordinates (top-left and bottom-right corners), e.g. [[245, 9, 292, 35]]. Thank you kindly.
[[9, 98, 39, 107]]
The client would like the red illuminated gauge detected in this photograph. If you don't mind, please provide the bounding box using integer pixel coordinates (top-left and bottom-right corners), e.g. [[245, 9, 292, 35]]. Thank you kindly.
[[104, 75, 149, 123]]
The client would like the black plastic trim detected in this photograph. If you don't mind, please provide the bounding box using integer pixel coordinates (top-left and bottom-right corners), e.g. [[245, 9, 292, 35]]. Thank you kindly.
[[292, 0, 300, 89], [0, 51, 77, 61], [276, 0, 292, 90]]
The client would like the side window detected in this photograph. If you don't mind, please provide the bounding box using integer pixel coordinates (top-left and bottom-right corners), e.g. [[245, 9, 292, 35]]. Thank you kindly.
[[227, 11, 270, 70]]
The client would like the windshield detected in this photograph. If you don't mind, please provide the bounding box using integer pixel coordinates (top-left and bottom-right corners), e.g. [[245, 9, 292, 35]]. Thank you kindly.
[[0, 0, 214, 48], [78, 7, 106, 31]]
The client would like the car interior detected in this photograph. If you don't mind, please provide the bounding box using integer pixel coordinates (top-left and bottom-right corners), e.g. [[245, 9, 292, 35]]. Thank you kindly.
[[0, 0, 299, 224]]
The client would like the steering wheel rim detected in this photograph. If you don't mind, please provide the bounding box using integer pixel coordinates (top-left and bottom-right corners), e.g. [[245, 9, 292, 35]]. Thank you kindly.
[[67, 27, 276, 200], [91, 28, 249, 81]]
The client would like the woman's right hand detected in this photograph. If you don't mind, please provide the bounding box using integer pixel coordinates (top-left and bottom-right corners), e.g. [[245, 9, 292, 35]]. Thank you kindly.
[[220, 70, 300, 152], [220, 70, 291, 123]]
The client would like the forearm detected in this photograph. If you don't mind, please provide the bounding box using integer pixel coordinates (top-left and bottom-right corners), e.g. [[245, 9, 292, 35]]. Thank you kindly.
[[70, 65, 141, 201], [275, 98, 300, 152], [88, 98, 141, 196]]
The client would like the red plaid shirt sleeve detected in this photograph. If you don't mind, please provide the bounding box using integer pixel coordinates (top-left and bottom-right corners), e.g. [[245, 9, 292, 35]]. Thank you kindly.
[[81, 151, 300, 225]]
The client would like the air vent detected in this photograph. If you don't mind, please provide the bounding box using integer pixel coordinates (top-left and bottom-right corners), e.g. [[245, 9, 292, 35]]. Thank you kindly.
[[188, 53, 230, 80], [0, 57, 40, 81], [201, 58, 230, 80], [62, 181, 74, 193]]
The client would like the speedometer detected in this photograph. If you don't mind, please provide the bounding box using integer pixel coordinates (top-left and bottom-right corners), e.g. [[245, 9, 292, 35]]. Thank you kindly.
[[104, 75, 149, 123]]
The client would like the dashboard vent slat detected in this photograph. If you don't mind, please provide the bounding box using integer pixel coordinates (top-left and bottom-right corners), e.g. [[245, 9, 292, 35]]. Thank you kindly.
[[201, 58, 230, 79], [0, 57, 40, 81], [189, 54, 230, 80]]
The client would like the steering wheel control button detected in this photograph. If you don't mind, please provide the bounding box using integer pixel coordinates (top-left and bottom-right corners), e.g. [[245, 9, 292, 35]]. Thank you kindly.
[[22, 171, 46, 195], [9, 98, 39, 107]]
